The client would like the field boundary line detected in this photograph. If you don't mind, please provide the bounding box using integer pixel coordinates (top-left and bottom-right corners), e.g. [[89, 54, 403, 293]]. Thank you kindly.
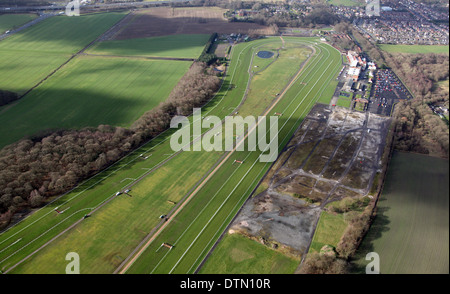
[[81, 52, 196, 61], [13, 12, 130, 102]]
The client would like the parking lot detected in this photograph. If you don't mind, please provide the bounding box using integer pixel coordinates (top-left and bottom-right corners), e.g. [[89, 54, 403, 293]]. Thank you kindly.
[[367, 69, 412, 116]]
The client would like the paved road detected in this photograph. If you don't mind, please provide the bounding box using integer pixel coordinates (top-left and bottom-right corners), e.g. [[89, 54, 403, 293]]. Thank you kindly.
[[0, 13, 55, 41]]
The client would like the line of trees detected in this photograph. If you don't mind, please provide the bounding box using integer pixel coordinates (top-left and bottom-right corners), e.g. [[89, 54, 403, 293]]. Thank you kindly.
[[197, 33, 219, 65], [0, 61, 221, 230], [384, 52, 449, 157]]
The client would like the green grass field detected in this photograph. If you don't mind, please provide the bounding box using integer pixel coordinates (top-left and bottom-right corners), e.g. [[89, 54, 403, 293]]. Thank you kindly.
[[0, 16, 212, 148], [125, 38, 342, 274], [0, 13, 37, 33], [0, 37, 342, 274], [0, 13, 125, 94], [0, 51, 70, 95], [0, 13, 126, 96], [0, 13, 127, 103], [0, 13, 126, 54], [378, 44, 450, 54], [88, 34, 211, 59], [351, 151, 449, 274], [198, 233, 299, 274], [336, 98, 352, 108], [0, 56, 191, 147], [241, 43, 312, 117], [309, 211, 348, 253], [250, 43, 280, 73]]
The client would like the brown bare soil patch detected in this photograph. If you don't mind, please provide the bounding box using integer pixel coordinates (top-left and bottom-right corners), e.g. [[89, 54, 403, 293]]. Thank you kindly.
[[227, 104, 392, 261], [113, 7, 273, 40], [213, 43, 230, 58]]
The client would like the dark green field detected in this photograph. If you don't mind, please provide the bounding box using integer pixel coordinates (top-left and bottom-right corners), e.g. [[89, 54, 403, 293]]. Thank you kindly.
[[88, 34, 211, 59], [0, 13, 37, 33], [351, 151, 449, 274]]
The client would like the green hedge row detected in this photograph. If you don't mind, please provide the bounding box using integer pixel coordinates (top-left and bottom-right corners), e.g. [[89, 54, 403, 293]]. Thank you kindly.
[[198, 32, 218, 65]]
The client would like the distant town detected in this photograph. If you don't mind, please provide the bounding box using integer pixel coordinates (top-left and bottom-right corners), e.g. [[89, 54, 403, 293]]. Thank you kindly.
[[354, 0, 449, 45], [224, 0, 449, 45]]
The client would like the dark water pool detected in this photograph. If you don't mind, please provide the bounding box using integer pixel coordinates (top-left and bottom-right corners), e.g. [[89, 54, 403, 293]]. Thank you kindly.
[[257, 51, 275, 59]]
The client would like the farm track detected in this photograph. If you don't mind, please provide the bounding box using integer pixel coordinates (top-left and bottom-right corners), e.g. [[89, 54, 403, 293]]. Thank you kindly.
[[0, 13, 54, 41]]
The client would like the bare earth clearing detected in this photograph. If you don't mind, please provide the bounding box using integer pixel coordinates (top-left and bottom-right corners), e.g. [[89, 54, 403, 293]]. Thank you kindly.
[[109, 7, 273, 40], [228, 104, 391, 260]]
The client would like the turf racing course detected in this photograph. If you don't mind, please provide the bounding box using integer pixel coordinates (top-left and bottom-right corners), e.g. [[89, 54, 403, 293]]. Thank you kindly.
[[121, 37, 342, 274], [0, 35, 341, 274]]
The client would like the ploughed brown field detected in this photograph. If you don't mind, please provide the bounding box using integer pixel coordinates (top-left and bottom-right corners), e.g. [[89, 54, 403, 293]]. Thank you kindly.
[[112, 7, 273, 40]]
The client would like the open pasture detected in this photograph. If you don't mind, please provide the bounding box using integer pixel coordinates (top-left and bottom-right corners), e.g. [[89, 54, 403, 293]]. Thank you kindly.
[[198, 233, 299, 274], [352, 151, 449, 274], [0, 12, 129, 145], [0, 50, 69, 96], [0, 13, 126, 54], [0, 56, 191, 148], [240, 42, 313, 117], [88, 34, 211, 59], [309, 211, 348, 253], [0, 13, 126, 96], [0, 13, 37, 33], [378, 44, 449, 55], [124, 39, 342, 274]]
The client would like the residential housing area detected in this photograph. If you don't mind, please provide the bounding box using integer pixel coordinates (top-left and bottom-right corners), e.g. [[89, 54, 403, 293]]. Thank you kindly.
[[0, 0, 447, 281], [354, 0, 449, 45]]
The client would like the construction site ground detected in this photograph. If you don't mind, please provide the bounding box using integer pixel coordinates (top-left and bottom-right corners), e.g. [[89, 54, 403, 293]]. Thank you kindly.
[[228, 103, 392, 258]]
